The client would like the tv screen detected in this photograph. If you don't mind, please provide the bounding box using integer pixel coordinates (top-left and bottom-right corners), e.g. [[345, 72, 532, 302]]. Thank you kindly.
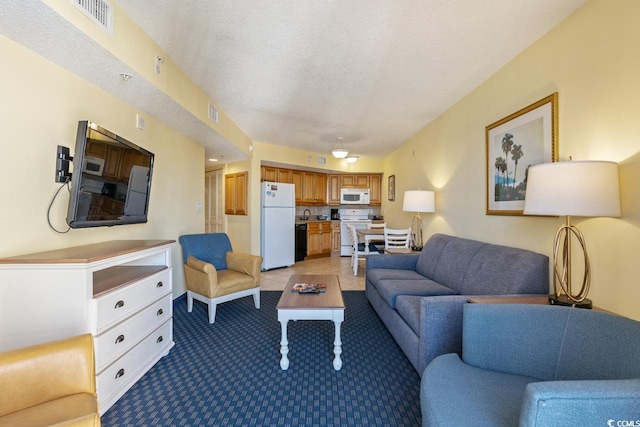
[[66, 121, 154, 228]]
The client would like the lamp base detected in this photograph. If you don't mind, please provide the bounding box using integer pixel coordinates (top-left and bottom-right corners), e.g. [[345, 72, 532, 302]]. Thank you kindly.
[[548, 294, 592, 309]]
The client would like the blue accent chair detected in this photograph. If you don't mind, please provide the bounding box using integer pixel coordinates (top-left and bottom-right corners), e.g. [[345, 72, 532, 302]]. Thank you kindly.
[[178, 233, 262, 323], [421, 304, 640, 427]]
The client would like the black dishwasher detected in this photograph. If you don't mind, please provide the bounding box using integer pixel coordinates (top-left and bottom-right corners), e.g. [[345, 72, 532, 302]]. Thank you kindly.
[[295, 223, 307, 261]]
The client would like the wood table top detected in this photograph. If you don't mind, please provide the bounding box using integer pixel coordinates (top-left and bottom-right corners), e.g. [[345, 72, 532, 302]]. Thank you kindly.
[[357, 229, 384, 236], [277, 274, 344, 310], [0, 240, 175, 264]]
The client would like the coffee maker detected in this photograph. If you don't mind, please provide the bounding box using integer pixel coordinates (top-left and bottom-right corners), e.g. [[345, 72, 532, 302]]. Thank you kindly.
[[330, 208, 340, 220]]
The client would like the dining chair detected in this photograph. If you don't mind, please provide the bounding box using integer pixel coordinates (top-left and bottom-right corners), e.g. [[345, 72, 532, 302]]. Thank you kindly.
[[384, 227, 412, 249], [347, 224, 366, 276], [368, 222, 386, 229]]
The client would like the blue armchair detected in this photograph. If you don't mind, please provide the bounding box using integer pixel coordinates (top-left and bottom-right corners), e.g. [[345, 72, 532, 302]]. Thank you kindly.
[[421, 304, 640, 427], [178, 233, 262, 323]]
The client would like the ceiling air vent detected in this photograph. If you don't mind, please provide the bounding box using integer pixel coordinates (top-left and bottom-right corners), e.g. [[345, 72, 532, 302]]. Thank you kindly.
[[73, 0, 114, 35]]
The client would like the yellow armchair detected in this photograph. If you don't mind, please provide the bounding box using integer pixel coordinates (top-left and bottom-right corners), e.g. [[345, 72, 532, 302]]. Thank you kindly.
[[0, 334, 100, 427], [179, 233, 263, 323]]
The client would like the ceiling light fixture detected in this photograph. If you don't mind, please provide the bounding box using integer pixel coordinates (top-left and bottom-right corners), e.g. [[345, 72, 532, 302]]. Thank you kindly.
[[119, 73, 132, 81], [332, 137, 349, 159], [345, 155, 359, 163]]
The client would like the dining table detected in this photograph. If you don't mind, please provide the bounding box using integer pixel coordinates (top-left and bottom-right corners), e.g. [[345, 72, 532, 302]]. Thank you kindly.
[[356, 228, 385, 255]]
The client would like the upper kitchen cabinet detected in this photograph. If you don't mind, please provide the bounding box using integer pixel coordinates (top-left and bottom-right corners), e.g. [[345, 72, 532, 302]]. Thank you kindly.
[[291, 170, 303, 204], [328, 175, 341, 205], [261, 166, 293, 184], [369, 174, 382, 206], [301, 172, 327, 205], [340, 174, 370, 189], [261, 166, 278, 182]]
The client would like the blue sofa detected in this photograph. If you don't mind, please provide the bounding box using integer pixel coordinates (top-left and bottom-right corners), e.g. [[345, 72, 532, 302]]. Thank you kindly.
[[421, 304, 640, 426], [365, 234, 549, 374]]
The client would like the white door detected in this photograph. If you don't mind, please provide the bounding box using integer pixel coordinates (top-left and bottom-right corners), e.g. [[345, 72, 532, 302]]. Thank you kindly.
[[205, 170, 223, 233]]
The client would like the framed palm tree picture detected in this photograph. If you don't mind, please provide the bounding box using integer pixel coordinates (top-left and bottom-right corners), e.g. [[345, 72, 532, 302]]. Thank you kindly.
[[485, 93, 558, 215]]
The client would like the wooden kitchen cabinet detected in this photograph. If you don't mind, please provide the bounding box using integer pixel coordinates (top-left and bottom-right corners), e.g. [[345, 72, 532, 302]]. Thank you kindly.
[[225, 171, 247, 215], [369, 174, 382, 206], [261, 166, 293, 184], [330, 221, 341, 254], [291, 170, 303, 203], [301, 172, 327, 205], [327, 175, 341, 205], [307, 221, 332, 257], [277, 168, 293, 184], [261, 166, 278, 182], [340, 174, 370, 189]]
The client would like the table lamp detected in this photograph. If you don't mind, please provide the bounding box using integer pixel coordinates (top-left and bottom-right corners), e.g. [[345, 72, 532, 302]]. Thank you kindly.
[[402, 190, 435, 250], [523, 161, 621, 308]]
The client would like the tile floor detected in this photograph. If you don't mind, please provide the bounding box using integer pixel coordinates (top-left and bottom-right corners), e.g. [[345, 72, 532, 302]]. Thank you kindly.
[[260, 255, 365, 291]]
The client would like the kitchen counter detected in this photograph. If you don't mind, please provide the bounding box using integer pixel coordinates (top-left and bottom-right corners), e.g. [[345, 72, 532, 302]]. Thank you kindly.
[[295, 219, 335, 225]]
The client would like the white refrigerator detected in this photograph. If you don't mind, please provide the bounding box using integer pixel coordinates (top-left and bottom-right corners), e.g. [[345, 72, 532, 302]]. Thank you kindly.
[[261, 182, 295, 270], [123, 166, 149, 217]]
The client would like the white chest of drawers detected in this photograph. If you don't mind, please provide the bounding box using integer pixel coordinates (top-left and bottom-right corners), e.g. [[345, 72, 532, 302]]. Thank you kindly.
[[0, 240, 175, 414]]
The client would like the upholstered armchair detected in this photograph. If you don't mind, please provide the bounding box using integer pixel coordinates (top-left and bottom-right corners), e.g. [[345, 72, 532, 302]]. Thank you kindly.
[[0, 334, 100, 426], [421, 304, 640, 427], [178, 233, 262, 323]]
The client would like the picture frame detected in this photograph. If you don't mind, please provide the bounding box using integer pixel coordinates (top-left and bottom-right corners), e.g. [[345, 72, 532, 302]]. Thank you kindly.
[[388, 175, 395, 201], [486, 93, 558, 215]]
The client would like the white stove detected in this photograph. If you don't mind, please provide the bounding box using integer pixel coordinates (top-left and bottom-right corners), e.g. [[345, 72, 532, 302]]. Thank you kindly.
[[339, 209, 371, 256]]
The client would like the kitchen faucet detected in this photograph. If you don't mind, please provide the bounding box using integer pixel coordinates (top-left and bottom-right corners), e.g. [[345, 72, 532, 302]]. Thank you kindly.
[[303, 209, 311, 220]]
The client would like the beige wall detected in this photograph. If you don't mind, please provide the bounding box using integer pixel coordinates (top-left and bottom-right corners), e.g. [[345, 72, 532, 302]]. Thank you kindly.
[[383, 0, 640, 320], [0, 35, 204, 297]]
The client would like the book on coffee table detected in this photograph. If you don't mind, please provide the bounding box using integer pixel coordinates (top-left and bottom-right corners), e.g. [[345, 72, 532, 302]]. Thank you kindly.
[[291, 282, 327, 293]]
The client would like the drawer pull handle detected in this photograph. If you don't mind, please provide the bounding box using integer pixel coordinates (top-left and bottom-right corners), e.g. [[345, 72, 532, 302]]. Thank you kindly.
[[156, 281, 163, 288], [114, 300, 125, 309], [115, 334, 125, 344], [115, 368, 125, 379], [157, 309, 163, 316], [157, 336, 163, 343]]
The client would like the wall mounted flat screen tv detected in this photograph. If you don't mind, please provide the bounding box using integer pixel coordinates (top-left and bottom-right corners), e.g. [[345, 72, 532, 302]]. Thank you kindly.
[[66, 121, 154, 228]]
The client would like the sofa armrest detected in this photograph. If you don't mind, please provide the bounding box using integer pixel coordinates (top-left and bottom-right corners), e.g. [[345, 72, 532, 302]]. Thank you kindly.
[[0, 334, 96, 418], [418, 295, 470, 375], [520, 379, 640, 427], [226, 252, 263, 284], [366, 253, 419, 271], [418, 294, 550, 376]]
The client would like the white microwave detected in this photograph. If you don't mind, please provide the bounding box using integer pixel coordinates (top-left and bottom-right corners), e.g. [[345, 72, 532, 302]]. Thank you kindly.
[[83, 155, 105, 176], [340, 188, 370, 205]]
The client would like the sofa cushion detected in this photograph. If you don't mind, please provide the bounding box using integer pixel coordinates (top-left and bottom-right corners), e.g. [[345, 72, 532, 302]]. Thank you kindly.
[[459, 245, 549, 295], [395, 295, 422, 334], [421, 353, 537, 427], [366, 268, 426, 288], [417, 235, 485, 293], [414, 234, 549, 296], [376, 279, 457, 309]]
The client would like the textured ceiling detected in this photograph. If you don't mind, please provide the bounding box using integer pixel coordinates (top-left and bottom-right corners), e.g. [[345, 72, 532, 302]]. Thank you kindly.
[[115, 0, 586, 161], [1, 1, 587, 164]]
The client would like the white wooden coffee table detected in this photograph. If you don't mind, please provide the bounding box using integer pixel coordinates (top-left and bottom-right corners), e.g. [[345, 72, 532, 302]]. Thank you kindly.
[[276, 274, 345, 371]]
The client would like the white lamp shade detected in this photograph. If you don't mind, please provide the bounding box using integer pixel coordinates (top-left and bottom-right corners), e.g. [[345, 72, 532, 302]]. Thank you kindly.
[[332, 148, 349, 158], [523, 161, 621, 217], [403, 190, 435, 213]]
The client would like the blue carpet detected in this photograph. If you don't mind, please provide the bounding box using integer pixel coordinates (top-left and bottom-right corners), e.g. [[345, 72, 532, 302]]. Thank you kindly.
[[101, 291, 421, 426]]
